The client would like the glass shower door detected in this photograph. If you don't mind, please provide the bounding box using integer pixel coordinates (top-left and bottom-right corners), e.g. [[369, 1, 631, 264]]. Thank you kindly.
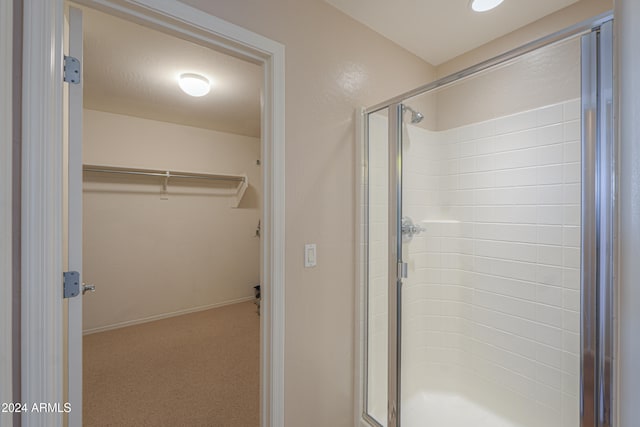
[[397, 39, 587, 426], [362, 17, 613, 427], [364, 107, 390, 426], [394, 21, 613, 427]]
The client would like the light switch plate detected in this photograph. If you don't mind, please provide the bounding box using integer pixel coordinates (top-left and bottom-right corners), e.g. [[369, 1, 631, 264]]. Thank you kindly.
[[304, 243, 316, 267]]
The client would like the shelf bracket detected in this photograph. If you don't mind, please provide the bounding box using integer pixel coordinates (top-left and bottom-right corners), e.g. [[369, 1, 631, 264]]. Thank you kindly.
[[232, 174, 249, 208], [160, 171, 170, 200]]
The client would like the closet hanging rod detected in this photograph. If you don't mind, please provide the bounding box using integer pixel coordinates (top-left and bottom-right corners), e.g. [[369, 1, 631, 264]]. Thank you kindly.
[[83, 165, 245, 183]]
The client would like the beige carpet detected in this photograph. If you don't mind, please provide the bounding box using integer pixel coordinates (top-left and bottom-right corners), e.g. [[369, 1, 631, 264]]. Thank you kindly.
[[83, 301, 260, 426]]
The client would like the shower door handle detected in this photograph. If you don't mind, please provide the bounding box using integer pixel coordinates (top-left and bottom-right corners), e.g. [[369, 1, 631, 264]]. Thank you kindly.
[[398, 262, 408, 279], [401, 216, 425, 241]]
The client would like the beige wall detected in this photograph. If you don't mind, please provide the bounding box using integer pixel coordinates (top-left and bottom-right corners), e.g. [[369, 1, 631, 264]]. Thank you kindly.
[[178, 0, 436, 425], [424, 0, 612, 131], [437, 0, 613, 78], [82, 109, 261, 332], [392, 1, 609, 132], [433, 37, 581, 130]]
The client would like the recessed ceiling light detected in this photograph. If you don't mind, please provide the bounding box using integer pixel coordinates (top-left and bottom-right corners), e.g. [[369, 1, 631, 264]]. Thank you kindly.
[[178, 73, 211, 97], [470, 0, 504, 12]]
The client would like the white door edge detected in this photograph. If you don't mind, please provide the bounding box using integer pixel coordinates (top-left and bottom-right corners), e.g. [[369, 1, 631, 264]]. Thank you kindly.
[[1, 0, 13, 424], [21, 0, 286, 426], [66, 6, 83, 427], [21, 1, 65, 426]]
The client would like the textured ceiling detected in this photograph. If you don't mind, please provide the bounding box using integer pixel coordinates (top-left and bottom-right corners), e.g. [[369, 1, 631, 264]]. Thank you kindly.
[[324, 0, 580, 65], [82, 7, 262, 137]]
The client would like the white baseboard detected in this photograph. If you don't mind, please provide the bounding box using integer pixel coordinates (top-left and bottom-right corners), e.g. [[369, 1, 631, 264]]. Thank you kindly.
[[83, 295, 256, 335]]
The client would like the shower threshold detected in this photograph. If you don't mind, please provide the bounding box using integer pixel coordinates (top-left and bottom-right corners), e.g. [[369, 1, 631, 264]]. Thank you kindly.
[[402, 391, 521, 427]]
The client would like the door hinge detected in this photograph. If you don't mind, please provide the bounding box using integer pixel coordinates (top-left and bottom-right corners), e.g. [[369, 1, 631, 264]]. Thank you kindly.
[[63, 55, 81, 84], [63, 271, 80, 298]]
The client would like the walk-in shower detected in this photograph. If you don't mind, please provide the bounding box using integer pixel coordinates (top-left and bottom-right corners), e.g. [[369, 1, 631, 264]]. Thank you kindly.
[[360, 13, 615, 427]]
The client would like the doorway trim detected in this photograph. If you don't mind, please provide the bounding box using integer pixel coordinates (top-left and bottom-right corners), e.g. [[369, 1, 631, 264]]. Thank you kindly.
[[0, 0, 13, 422], [20, 0, 285, 425]]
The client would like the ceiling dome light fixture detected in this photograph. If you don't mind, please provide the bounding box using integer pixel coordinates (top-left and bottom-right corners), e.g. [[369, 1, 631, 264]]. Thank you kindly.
[[178, 73, 210, 97], [470, 0, 504, 12]]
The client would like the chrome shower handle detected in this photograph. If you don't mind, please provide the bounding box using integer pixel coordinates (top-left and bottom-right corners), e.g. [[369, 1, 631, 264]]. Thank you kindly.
[[401, 217, 425, 241]]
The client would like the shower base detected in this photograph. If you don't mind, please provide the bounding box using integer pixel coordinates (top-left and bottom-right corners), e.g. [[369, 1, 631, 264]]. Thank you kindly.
[[402, 391, 521, 427]]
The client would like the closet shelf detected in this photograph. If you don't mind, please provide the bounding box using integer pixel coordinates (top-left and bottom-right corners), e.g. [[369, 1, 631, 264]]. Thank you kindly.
[[83, 164, 248, 207]]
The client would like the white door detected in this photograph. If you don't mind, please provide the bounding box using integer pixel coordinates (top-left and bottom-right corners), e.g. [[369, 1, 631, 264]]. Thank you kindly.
[[66, 6, 84, 427]]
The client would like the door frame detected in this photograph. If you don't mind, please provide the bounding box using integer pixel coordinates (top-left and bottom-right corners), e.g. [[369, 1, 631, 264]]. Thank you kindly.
[[21, 1, 285, 426], [0, 0, 13, 423]]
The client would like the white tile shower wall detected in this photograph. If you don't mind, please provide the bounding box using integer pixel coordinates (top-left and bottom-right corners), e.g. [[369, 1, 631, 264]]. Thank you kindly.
[[400, 99, 581, 427], [401, 124, 468, 399]]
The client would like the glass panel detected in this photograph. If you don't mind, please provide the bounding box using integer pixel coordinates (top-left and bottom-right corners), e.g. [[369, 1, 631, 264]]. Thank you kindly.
[[399, 36, 582, 427], [365, 107, 389, 426]]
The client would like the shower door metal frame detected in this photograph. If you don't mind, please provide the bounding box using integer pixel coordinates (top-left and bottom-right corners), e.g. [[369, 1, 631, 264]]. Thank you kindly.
[[360, 11, 616, 427], [387, 103, 404, 427], [581, 20, 615, 427]]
